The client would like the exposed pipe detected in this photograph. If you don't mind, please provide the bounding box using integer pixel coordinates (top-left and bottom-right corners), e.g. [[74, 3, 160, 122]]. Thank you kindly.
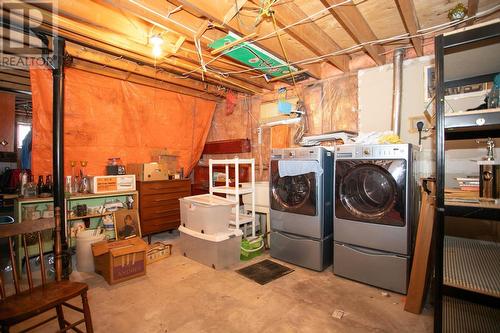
[[52, 37, 71, 278], [391, 48, 404, 136]]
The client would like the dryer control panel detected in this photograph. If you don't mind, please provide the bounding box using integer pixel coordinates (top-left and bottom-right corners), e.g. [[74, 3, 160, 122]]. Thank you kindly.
[[271, 147, 329, 160], [335, 144, 410, 159]]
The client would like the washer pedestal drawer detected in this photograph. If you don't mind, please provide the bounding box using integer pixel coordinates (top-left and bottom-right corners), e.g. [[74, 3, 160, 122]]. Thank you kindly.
[[333, 242, 409, 294], [270, 231, 332, 271]]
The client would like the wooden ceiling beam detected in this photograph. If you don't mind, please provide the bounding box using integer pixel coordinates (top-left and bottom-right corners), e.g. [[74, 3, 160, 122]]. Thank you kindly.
[[37, 0, 153, 45], [223, 0, 249, 25], [65, 42, 223, 97], [58, 27, 260, 94], [70, 59, 222, 102], [0, 68, 30, 78], [0, 73, 31, 86], [3, 1, 261, 94], [395, 0, 423, 56], [260, 1, 349, 72], [321, 0, 385, 65], [173, 0, 324, 78], [467, 0, 479, 26], [0, 81, 31, 92], [100, 0, 268, 90]]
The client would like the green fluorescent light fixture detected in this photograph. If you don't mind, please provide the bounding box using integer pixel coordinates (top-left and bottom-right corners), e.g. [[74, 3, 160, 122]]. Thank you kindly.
[[209, 32, 300, 79]]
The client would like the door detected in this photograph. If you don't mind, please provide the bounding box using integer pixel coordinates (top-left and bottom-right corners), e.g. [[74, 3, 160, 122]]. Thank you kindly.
[[335, 160, 407, 227], [270, 160, 316, 216]]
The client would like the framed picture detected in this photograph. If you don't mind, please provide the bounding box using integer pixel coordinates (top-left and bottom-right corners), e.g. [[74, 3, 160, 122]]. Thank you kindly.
[[114, 209, 142, 240], [424, 65, 487, 101]]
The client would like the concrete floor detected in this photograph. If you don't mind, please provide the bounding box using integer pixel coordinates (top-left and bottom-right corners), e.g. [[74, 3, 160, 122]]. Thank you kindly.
[[15, 231, 433, 333]]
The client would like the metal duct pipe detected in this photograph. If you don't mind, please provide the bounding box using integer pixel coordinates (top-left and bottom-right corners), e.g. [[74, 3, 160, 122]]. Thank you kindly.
[[391, 48, 405, 136]]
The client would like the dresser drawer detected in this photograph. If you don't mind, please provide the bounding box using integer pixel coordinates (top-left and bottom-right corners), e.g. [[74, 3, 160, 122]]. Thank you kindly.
[[141, 194, 186, 209], [139, 180, 190, 195], [141, 206, 180, 221], [140, 216, 181, 234]]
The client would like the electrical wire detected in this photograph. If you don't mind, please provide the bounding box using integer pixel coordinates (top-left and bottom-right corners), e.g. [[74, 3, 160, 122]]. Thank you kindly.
[[179, 0, 353, 77], [179, 2, 500, 78]]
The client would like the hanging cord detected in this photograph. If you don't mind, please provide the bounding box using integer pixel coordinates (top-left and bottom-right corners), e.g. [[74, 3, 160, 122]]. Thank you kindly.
[[270, 11, 297, 89], [179, 2, 499, 78]]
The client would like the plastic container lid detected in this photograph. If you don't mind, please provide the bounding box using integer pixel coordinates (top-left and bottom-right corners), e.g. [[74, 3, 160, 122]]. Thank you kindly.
[[179, 194, 236, 207], [178, 225, 242, 242]]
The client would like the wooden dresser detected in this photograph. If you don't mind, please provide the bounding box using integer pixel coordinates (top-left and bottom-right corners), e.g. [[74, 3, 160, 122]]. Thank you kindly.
[[137, 179, 191, 243]]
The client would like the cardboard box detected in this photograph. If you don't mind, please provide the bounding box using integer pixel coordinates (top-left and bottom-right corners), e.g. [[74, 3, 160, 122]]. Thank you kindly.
[[151, 149, 178, 171], [127, 162, 170, 181], [146, 242, 172, 265], [91, 237, 147, 285], [89, 174, 136, 193]]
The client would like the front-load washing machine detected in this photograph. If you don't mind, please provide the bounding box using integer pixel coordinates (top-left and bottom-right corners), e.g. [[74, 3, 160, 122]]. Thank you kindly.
[[333, 143, 417, 294], [269, 147, 333, 271]]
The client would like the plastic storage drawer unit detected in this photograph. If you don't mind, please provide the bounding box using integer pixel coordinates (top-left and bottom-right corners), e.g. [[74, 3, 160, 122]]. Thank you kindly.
[[179, 226, 242, 269], [179, 194, 235, 234]]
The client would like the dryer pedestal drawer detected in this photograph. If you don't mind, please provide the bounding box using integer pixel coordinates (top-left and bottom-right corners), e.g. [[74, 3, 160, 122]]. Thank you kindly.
[[270, 231, 332, 271], [333, 242, 409, 294]]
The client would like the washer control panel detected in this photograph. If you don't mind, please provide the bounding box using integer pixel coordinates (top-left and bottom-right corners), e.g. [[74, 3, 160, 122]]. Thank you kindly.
[[335, 144, 410, 159]]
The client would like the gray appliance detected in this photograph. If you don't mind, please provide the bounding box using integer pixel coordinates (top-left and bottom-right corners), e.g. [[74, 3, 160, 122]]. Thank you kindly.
[[270, 147, 333, 271], [333, 143, 416, 294]]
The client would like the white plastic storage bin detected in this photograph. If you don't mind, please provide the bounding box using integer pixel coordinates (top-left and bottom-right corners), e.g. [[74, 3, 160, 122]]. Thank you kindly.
[[179, 194, 235, 234], [179, 226, 242, 269]]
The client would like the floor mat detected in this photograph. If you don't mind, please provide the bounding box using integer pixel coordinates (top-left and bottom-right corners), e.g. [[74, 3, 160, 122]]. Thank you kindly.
[[236, 259, 294, 285]]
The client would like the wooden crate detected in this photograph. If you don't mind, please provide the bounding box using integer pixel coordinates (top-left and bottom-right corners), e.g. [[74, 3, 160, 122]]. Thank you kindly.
[[91, 237, 147, 285]]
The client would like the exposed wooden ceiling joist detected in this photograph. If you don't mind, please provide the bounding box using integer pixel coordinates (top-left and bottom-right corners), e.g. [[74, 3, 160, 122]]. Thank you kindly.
[[99, 0, 270, 90], [223, 0, 248, 25], [173, 0, 324, 78], [0, 73, 31, 86], [321, 0, 385, 65], [0, 68, 30, 78], [3, 0, 263, 95], [467, 0, 479, 26], [0, 81, 31, 93], [70, 58, 222, 102], [395, 0, 423, 56], [264, 0, 349, 72], [65, 42, 224, 97]]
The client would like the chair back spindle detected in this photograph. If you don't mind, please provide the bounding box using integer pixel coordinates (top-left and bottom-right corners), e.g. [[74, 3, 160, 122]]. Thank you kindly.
[[22, 235, 34, 291], [0, 207, 60, 297]]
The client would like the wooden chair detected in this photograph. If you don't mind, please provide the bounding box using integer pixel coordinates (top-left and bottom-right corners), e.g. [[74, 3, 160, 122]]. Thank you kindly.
[[0, 207, 93, 332]]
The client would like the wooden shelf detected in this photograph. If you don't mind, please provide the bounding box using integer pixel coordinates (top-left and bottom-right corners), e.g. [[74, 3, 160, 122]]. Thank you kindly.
[[444, 236, 500, 298], [67, 212, 112, 221]]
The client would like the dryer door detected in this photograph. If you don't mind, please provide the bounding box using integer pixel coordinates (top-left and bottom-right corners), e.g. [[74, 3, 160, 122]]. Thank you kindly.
[[270, 160, 316, 216], [335, 160, 406, 227]]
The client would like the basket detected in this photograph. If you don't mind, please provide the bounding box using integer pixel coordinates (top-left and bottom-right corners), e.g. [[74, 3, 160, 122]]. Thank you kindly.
[[240, 236, 264, 261]]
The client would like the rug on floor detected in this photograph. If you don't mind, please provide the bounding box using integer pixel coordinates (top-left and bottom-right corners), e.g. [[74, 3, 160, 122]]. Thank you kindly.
[[236, 259, 294, 285]]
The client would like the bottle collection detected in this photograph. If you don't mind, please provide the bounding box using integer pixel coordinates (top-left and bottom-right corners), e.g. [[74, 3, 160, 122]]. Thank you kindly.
[[19, 170, 53, 198], [18, 161, 88, 198]]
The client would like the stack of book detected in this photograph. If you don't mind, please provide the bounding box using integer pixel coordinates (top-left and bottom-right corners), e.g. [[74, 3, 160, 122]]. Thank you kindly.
[[455, 177, 479, 191]]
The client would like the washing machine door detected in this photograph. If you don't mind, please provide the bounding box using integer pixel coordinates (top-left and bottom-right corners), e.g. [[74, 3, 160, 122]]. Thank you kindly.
[[335, 160, 406, 226], [270, 160, 316, 216]]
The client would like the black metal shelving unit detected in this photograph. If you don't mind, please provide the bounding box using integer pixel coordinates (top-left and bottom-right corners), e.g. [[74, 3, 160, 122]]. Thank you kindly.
[[434, 21, 500, 333]]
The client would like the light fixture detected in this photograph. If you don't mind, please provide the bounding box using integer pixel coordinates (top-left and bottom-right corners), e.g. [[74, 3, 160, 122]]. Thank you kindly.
[[150, 34, 164, 57]]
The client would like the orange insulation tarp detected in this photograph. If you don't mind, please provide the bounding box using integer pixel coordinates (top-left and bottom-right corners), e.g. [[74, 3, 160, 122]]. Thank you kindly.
[[30, 68, 216, 178]]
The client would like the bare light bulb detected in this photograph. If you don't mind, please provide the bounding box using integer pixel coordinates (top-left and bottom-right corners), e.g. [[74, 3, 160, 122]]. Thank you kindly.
[[150, 34, 164, 57], [152, 44, 162, 57]]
